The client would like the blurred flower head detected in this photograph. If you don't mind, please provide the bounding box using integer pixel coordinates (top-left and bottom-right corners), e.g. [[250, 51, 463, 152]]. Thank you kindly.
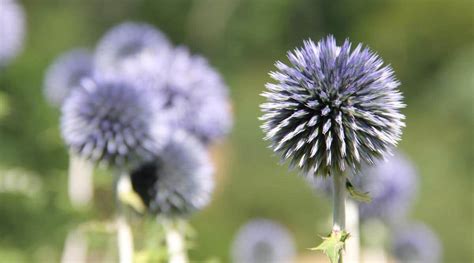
[[61, 77, 169, 167], [94, 22, 172, 78], [231, 219, 295, 263], [261, 36, 405, 177], [43, 49, 94, 107], [392, 222, 442, 263], [0, 0, 26, 66], [130, 132, 214, 217], [310, 152, 417, 223], [355, 153, 417, 222], [155, 46, 233, 144]]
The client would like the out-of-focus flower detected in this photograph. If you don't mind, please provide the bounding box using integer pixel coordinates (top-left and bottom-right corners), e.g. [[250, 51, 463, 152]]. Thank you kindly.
[[155, 47, 232, 144], [355, 153, 417, 223], [392, 222, 442, 263], [43, 49, 94, 107], [0, 168, 42, 197], [231, 219, 295, 263], [310, 153, 417, 223], [261, 36, 405, 177], [0, 0, 26, 66], [94, 22, 171, 78], [130, 132, 214, 217], [61, 77, 169, 167]]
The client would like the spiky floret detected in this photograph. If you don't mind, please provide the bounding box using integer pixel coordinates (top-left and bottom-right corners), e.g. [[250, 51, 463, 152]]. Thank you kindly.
[[392, 223, 442, 263], [94, 22, 172, 78], [130, 132, 214, 217], [61, 77, 169, 167], [155, 46, 232, 144], [0, 0, 25, 66], [231, 219, 295, 263], [261, 36, 405, 176], [43, 49, 94, 107]]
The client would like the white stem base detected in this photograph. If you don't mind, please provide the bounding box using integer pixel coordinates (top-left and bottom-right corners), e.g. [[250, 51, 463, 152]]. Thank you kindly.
[[61, 228, 88, 263], [362, 248, 387, 263], [345, 199, 360, 263], [117, 216, 134, 263], [68, 154, 93, 207], [163, 220, 188, 263]]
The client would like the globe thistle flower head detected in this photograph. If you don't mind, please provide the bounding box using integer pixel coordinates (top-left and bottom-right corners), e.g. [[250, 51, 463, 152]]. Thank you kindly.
[[0, 0, 26, 66], [95, 22, 172, 79], [155, 46, 233, 144], [392, 223, 442, 263], [130, 132, 214, 217], [355, 153, 417, 223], [261, 36, 405, 177], [61, 77, 170, 167], [43, 49, 94, 107], [310, 153, 417, 223], [231, 219, 295, 263]]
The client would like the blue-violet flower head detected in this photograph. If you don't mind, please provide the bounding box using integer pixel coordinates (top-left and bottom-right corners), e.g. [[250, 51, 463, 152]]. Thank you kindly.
[[155, 46, 232, 144], [392, 222, 442, 263], [261, 36, 405, 177], [44, 49, 94, 107], [0, 0, 26, 66], [94, 22, 172, 78], [231, 219, 295, 263], [310, 152, 417, 223], [130, 131, 214, 217], [61, 77, 169, 167]]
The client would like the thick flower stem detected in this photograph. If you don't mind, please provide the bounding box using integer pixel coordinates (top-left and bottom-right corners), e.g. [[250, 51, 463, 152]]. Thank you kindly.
[[162, 219, 188, 263], [332, 174, 346, 232], [115, 171, 134, 263], [68, 153, 93, 207], [332, 173, 346, 263], [61, 228, 88, 263], [116, 215, 133, 263]]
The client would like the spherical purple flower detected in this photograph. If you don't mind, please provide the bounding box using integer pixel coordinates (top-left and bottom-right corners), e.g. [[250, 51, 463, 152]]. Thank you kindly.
[[61, 77, 169, 167], [154, 46, 232, 144], [0, 0, 26, 66], [261, 36, 405, 177], [43, 49, 94, 107], [130, 132, 214, 217], [355, 153, 417, 222], [392, 222, 442, 263], [231, 219, 295, 263], [310, 152, 417, 223], [94, 22, 172, 78]]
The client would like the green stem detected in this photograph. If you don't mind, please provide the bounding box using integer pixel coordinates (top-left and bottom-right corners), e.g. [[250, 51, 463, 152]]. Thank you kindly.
[[332, 173, 346, 263]]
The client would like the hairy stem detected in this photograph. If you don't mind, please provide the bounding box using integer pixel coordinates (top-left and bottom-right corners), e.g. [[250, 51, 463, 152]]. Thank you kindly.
[[332, 173, 346, 263]]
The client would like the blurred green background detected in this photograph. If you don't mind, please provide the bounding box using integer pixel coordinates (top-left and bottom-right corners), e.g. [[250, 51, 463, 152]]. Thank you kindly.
[[0, 0, 473, 262]]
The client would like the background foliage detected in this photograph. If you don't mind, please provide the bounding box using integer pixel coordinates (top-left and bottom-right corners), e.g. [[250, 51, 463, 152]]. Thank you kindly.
[[0, 0, 473, 262]]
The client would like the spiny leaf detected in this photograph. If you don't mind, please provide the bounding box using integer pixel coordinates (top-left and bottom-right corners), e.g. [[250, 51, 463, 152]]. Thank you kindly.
[[346, 179, 372, 203], [311, 231, 350, 263]]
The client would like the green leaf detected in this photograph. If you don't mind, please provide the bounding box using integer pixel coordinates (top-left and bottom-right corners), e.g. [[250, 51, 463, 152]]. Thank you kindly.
[[346, 179, 372, 203], [311, 231, 350, 263]]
